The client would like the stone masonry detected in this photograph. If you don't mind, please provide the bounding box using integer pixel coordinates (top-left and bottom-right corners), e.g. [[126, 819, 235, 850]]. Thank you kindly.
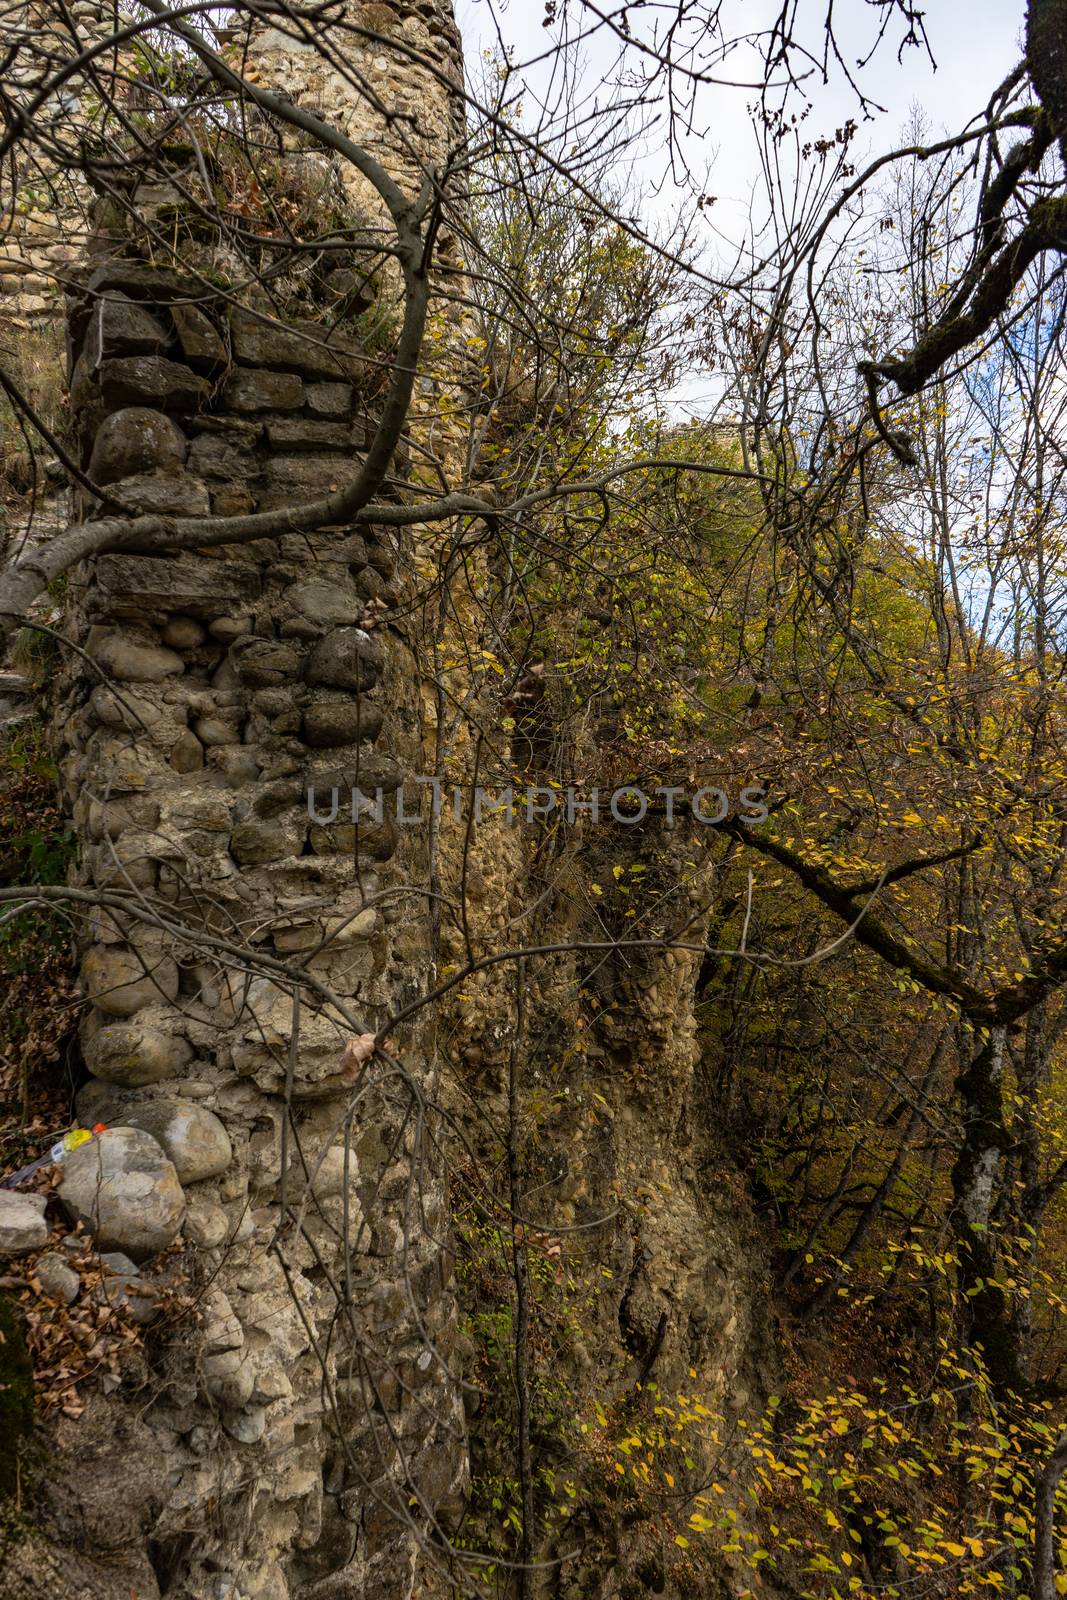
[[0, 3, 472, 1598]]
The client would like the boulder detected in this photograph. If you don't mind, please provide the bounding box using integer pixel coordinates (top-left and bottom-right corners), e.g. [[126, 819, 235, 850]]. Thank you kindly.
[[87, 261, 208, 301], [202, 1346, 255, 1408], [81, 1015, 193, 1087], [193, 715, 239, 746], [122, 1100, 232, 1185], [59, 1127, 185, 1262], [308, 813, 398, 863], [304, 627, 382, 691], [88, 407, 187, 484], [96, 1251, 161, 1324], [184, 1196, 229, 1248], [223, 1405, 266, 1444], [230, 817, 302, 865], [169, 730, 205, 773], [315, 751, 401, 793], [259, 454, 356, 509], [81, 944, 181, 1018], [0, 1191, 48, 1257], [229, 637, 303, 687]]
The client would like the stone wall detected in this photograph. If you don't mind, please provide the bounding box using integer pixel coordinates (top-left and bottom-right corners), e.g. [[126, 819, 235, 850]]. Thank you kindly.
[[1, 2, 474, 1596], [34, 250, 466, 1600], [0, 0, 107, 324]]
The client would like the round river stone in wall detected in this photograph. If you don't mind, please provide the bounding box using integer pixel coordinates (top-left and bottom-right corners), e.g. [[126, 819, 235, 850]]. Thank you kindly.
[[81, 1015, 193, 1087], [59, 1127, 185, 1263], [81, 945, 181, 1018], [122, 1100, 232, 1185], [302, 698, 383, 747], [304, 627, 382, 691], [88, 407, 188, 485]]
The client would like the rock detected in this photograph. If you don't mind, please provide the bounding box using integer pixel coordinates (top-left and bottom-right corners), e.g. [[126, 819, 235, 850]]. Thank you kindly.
[[305, 381, 353, 419], [0, 1191, 48, 1257], [87, 685, 163, 735], [302, 699, 383, 747], [86, 293, 170, 363], [229, 638, 303, 687], [229, 308, 364, 380], [97, 1252, 162, 1324], [193, 716, 239, 746], [122, 1100, 232, 1184], [86, 261, 208, 301], [162, 615, 206, 649], [264, 418, 356, 452], [185, 1197, 229, 1248], [337, 533, 368, 570], [288, 581, 363, 629], [170, 730, 205, 773], [203, 1346, 255, 1408], [109, 469, 211, 517], [33, 1251, 80, 1303], [70, 345, 105, 420], [75, 1079, 122, 1127], [211, 486, 257, 517], [100, 1250, 139, 1275], [81, 1016, 193, 1087], [81, 944, 180, 1018], [222, 367, 304, 412], [259, 455, 356, 509], [171, 303, 227, 372], [95, 555, 261, 620], [98, 355, 209, 412], [202, 1287, 243, 1353], [208, 616, 252, 642], [59, 1127, 186, 1262], [305, 628, 382, 691], [230, 818, 298, 865], [303, 1145, 354, 1201], [223, 1405, 266, 1444], [316, 751, 401, 791], [88, 631, 184, 682], [309, 813, 398, 863], [188, 430, 258, 481], [367, 537, 398, 577], [88, 407, 187, 484]]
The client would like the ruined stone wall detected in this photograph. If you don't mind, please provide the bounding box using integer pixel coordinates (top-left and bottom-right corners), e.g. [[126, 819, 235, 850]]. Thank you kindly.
[[0, 3, 474, 1598], [25, 257, 463, 1600], [0, 0, 108, 323]]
